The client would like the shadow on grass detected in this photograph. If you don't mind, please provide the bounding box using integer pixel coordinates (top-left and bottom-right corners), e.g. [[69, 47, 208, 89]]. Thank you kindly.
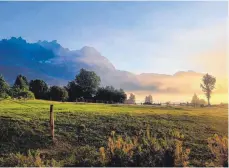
[[0, 116, 52, 156]]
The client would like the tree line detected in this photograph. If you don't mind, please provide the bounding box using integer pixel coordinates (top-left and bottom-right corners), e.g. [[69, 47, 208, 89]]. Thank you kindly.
[[0, 70, 216, 106], [0, 68, 127, 103], [140, 73, 216, 106]]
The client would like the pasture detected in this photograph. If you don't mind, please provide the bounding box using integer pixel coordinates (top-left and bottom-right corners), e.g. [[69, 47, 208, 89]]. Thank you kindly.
[[0, 99, 228, 166]]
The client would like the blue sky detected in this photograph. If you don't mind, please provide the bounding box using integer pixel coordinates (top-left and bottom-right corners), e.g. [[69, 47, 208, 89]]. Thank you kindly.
[[0, 1, 227, 75]]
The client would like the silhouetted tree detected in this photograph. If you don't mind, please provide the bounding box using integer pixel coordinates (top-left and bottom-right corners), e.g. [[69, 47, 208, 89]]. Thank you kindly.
[[49, 86, 68, 101], [118, 89, 127, 103], [1, 69, 128, 103], [75, 69, 101, 99], [95, 86, 127, 103], [65, 81, 84, 101], [200, 73, 216, 106], [29, 79, 48, 99]]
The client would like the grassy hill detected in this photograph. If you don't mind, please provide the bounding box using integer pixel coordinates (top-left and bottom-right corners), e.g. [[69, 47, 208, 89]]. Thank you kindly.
[[0, 99, 227, 166]]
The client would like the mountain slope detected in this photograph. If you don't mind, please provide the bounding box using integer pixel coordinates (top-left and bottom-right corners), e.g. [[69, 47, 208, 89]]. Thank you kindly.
[[0, 37, 227, 100], [0, 37, 139, 88]]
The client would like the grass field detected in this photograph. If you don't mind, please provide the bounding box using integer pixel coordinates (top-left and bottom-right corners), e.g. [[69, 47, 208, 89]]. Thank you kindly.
[[0, 99, 228, 166]]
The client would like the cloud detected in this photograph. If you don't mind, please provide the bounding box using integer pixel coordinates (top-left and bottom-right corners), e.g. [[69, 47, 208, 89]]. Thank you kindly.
[[190, 48, 228, 78], [81, 2, 227, 75]]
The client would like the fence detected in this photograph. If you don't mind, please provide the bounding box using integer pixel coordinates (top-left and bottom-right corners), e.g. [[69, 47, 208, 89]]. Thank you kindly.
[[76, 99, 204, 107]]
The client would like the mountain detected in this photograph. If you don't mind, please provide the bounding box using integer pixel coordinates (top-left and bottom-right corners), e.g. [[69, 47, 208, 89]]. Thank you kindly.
[[0, 37, 226, 100], [0, 37, 140, 88]]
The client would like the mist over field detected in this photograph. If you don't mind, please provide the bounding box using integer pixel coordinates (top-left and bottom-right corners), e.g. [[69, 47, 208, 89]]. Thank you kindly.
[[0, 37, 227, 104], [0, 1, 228, 167]]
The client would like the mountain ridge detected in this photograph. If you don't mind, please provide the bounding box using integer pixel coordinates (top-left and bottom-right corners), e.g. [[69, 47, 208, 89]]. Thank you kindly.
[[0, 37, 215, 95]]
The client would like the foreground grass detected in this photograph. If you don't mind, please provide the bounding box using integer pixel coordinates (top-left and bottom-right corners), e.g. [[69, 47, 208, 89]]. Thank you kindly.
[[0, 99, 228, 166]]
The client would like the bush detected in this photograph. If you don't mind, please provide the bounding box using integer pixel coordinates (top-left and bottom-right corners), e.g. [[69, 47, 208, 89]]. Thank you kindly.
[[0, 92, 10, 99], [19, 91, 35, 100], [9, 87, 35, 100], [65, 145, 100, 167], [0, 150, 63, 167], [207, 134, 228, 167], [99, 127, 190, 167], [49, 86, 69, 101]]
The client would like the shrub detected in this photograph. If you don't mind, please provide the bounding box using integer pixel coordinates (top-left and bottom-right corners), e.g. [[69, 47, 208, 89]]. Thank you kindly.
[[49, 86, 69, 101], [99, 127, 190, 167], [0, 150, 63, 167], [0, 92, 11, 99], [9, 87, 35, 100], [64, 145, 100, 167], [207, 134, 228, 167], [18, 90, 35, 100]]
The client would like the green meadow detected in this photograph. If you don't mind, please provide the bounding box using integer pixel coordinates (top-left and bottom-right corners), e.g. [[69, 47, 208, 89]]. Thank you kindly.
[[0, 99, 228, 167]]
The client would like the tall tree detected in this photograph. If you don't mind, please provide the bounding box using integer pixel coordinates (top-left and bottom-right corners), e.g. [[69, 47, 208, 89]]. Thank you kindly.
[[29, 79, 48, 99], [0, 74, 10, 98], [13, 74, 29, 90], [66, 81, 84, 101], [75, 68, 101, 98], [200, 73, 216, 106]]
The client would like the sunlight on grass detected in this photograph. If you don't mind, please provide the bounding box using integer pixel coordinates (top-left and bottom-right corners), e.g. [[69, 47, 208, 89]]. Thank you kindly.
[[0, 99, 227, 166]]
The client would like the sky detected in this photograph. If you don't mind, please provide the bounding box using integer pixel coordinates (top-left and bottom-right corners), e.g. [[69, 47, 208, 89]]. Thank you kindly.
[[0, 1, 228, 76]]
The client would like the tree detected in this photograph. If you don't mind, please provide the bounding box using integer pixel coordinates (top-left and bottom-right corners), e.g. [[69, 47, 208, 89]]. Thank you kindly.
[[199, 99, 206, 105], [125, 93, 136, 104], [0, 74, 10, 98], [13, 74, 29, 90], [29, 79, 49, 99], [129, 93, 136, 104], [95, 86, 127, 103], [65, 81, 84, 102], [75, 69, 101, 98], [49, 86, 69, 101], [145, 95, 153, 104], [191, 93, 199, 107], [21, 75, 29, 85], [9, 86, 21, 98], [191, 94, 207, 107], [166, 101, 171, 106], [200, 73, 216, 106], [118, 89, 127, 103]]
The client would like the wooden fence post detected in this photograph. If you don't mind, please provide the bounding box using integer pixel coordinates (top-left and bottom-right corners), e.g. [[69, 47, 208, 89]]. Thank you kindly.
[[50, 104, 54, 141]]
